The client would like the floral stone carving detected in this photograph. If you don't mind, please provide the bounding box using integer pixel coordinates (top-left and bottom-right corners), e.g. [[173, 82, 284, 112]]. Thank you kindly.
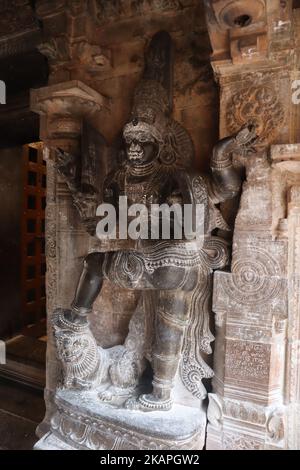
[[226, 85, 285, 149]]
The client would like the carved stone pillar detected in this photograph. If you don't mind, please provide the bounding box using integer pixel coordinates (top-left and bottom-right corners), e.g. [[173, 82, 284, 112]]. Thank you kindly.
[[207, 145, 300, 450], [204, 0, 300, 449], [207, 150, 288, 449], [30, 81, 106, 437]]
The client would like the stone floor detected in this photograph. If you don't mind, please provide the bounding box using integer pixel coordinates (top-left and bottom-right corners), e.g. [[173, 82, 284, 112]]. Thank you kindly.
[[0, 378, 45, 450]]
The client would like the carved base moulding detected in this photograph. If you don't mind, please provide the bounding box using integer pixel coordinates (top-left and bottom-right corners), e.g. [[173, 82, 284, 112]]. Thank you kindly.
[[34, 390, 206, 450]]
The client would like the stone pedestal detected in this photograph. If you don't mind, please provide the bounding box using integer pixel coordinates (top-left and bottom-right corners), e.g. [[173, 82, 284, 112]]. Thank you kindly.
[[34, 389, 206, 451]]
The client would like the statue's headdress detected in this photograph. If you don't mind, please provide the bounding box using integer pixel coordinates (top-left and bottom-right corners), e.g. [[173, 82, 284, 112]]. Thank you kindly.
[[123, 31, 194, 169]]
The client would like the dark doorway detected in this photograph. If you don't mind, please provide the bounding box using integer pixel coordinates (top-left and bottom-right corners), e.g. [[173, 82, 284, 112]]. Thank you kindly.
[[0, 143, 46, 389], [21, 143, 46, 338], [0, 48, 48, 389]]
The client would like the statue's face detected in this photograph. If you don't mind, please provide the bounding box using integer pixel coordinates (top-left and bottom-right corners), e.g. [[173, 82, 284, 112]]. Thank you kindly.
[[124, 130, 159, 166]]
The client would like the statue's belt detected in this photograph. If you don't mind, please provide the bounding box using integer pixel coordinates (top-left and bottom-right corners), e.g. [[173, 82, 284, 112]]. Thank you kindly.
[[102, 239, 229, 274]]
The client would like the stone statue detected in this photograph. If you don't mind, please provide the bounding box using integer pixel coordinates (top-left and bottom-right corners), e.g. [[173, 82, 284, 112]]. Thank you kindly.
[[53, 32, 257, 413]]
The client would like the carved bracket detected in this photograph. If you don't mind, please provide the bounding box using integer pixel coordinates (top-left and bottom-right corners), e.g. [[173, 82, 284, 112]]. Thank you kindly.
[[30, 80, 107, 150]]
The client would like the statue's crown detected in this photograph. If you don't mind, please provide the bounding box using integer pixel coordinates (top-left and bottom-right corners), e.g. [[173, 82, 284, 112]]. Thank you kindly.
[[124, 79, 170, 142], [132, 79, 170, 120]]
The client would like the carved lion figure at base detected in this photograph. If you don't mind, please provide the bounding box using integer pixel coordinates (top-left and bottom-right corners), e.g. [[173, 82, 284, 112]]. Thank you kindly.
[[52, 308, 145, 398], [52, 309, 110, 390]]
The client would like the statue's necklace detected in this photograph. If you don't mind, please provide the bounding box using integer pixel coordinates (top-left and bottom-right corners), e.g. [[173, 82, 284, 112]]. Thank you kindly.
[[124, 163, 160, 204]]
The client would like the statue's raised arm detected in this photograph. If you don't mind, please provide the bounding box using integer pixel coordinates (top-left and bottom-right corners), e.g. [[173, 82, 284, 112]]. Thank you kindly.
[[55, 122, 109, 236], [209, 124, 258, 203]]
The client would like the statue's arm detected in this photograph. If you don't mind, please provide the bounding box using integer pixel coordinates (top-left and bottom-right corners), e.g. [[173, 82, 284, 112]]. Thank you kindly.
[[80, 169, 122, 237], [102, 170, 120, 207], [56, 148, 99, 235], [56, 148, 80, 193], [210, 125, 257, 202]]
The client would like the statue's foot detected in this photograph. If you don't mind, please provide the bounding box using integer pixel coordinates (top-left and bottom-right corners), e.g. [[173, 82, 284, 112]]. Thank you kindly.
[[98, 385, 135, 404], [125, 394, 173, 412]]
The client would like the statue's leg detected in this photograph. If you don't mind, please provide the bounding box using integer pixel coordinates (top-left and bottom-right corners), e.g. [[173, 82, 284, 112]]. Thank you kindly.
[[126, 267, 198, 411], [68, 252, 106, 322]]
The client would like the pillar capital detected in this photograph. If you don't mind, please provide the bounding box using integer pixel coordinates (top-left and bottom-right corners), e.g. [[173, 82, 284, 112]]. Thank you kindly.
[[31, 80, 107, 117], [30, 80, 107, 151]]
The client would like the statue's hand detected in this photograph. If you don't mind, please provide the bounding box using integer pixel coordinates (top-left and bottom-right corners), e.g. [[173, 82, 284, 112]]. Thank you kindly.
[[56, 147, 76, 167], [73, 191, 99, 220], [55, 148, 78, 182], [234, 124, 258, 155]]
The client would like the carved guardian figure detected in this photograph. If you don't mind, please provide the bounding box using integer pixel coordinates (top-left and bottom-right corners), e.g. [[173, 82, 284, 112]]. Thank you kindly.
[[54, 31, 257, 412]]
